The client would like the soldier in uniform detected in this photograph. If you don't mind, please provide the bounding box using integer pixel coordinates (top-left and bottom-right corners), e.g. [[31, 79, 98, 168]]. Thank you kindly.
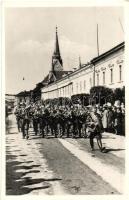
[[71, 106, 79, 138], [64, 107, 73, 138], [14, 104, 22, 132], [78, 107, 88, 138], [57, 108, 66, 137], [86, 106, 105, 152], [20, 103, 30, 139], [32, 104, 39, 135], [50, 109, 58, 138], [39, 104, 48, 138], [77, 107, 85, 138]]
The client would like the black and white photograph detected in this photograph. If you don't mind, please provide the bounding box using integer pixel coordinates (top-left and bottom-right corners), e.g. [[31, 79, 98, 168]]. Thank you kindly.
[[2, 2, 127, 197]]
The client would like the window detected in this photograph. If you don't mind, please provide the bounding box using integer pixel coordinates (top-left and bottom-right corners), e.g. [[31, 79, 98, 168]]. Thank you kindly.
[[119, 65, 122, 81], [80, 81, 82, 91], [69, 84, 72, 95], [67, 85, 70, 95], [64, 87, 66, 96], [60, 88, 62, 96], [97, 74, 99, 86], [103, 71, 105, 84], [63, 87, 65, 96], [110, 68, 113, 83], [61, 88, 63, 96], [84, 80, 86, 90], [76, 83, 78, 93]]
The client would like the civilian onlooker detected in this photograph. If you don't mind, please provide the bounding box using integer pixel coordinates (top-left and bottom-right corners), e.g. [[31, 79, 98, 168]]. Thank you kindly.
[[102, 105, 108, 132], [121, 103, 125, 136], [114, 107, 123, 135], [107, 105, 114, 133]]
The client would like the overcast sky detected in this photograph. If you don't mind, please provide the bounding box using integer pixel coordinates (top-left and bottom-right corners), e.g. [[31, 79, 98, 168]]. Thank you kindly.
[[5, 7, 124, 94]]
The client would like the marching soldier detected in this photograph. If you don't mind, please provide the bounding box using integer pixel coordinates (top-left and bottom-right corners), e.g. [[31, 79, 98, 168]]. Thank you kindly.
[[39, 104, 48, 138], [13, 99, 109, 153], [71, 106, 79, 138], [14, 104, 22, 132], [86, 106, 106, 152], [20, 103, 30, 139], [32, 104, 40, 136], [63, 107, 72, 138]]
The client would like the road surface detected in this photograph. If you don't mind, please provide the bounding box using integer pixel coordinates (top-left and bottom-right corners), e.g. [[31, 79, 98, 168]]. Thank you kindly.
[[6, 114, 125, 195]]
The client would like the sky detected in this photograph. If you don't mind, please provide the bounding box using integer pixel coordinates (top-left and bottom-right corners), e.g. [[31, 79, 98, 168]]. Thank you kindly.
[[5, 7, 124, 94]]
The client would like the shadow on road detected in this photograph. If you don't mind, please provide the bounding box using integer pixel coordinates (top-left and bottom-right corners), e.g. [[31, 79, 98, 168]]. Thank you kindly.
[[6, 152, 62, 195], [103, 148, 125, 153]]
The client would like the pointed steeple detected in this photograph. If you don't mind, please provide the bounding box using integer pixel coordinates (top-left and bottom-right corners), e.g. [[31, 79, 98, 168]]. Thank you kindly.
[[53, 26, 60, 57], [52, 27, 63, 71]]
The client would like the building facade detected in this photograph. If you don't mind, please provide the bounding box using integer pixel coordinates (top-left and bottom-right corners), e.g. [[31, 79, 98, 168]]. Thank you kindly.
[[41, 29, 124, 100], [16, 90, 32, 104], [92, 42, 124, 90]]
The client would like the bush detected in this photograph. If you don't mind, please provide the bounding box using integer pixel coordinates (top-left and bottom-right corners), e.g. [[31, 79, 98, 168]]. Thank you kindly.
[[71, 93, 90, 106], [43, 97, 71, 106], [43, 86, 125, 106]]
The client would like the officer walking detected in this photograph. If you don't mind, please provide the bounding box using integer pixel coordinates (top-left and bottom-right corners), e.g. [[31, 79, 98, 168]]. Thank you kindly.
[[87, 106, 105, 152]]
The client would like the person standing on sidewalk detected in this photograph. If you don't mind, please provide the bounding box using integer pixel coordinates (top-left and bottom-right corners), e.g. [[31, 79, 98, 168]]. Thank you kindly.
[[107, 105, 115, 133], [114, 107, 123, 135], [102, 104, 108, 132]]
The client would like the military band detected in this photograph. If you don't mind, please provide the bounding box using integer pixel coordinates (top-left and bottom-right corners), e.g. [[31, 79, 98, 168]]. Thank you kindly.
[[14, 100, 125, 152]]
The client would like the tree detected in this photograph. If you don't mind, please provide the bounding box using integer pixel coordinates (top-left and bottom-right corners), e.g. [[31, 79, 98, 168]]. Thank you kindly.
[[58, 97, 71, 106], [90, 86, 114, 105], [71, 93, 90, 106], [113, 86, 125, 103]]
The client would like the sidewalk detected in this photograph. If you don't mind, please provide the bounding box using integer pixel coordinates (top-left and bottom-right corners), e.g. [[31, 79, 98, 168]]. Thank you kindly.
[[102, 132, 125, 158]]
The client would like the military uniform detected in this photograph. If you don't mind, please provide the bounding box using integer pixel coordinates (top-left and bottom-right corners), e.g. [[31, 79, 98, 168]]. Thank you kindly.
[[20, 106, 30, 139], [64, 109, 73, 138], [86, 108, 104, 151], [14, 106, 22, 132], [32, 106, 41, 135]]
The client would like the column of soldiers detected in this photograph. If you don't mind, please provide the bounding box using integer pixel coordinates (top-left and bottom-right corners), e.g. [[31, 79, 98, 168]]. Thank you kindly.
[[14, 100, 125, 152]]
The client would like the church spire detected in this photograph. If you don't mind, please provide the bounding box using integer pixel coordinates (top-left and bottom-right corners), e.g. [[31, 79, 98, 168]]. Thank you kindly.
[[53, 26, 60, 57], [52, 27, 63, 71]]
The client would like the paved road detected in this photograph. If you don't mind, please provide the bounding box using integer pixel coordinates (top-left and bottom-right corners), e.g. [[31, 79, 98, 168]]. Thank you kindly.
[[6, 114, 125, 195]]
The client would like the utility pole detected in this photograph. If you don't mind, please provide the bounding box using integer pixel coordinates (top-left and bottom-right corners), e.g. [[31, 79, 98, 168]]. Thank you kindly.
[[119, 18, 124, 33], [97, 24, 100, 57], [79, 56, 82, 68]]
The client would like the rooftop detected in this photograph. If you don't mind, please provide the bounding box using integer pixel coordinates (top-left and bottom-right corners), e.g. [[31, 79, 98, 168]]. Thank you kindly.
[[92, 41, 124, 64]]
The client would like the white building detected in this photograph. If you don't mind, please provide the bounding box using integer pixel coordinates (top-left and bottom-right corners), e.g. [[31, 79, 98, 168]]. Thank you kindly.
[[41, 28, 124, 101], [92, 42, 124, 90]]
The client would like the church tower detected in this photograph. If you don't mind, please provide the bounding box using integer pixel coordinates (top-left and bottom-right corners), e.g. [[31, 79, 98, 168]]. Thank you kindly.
[[52, 27, 63, 71], [42, 27, 72, 85]]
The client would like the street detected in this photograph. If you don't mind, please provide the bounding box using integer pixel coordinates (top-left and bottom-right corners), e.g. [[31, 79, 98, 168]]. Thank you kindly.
[[6, 114, 125, 195]]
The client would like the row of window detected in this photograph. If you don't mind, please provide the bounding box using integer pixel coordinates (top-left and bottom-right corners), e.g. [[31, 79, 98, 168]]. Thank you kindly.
[[96, 65, 122, 86], [47, 65, 123, 97], [75, 65, 123, 93], [58, 84, 73, 96], [76, 78, 92, 93]]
